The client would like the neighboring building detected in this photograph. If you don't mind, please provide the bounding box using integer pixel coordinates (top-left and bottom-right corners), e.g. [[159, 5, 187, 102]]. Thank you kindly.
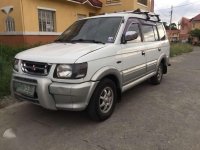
[[0, 0, 154, 46], [179, 17, 192, 42], [190, 13, 200, 45], [167, 29, 180, 42], [190, 13, 200, 30]]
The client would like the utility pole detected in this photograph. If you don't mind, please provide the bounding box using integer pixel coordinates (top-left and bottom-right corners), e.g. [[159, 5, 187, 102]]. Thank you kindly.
[[169, 6, 173, 41], [169, 5, 173, 30]]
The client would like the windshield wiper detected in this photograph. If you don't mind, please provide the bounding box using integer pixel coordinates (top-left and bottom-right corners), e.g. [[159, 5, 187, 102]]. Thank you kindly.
[[71, 39, 105, 44], [54, 39, 65, 43], [54, 39, 73, 43]]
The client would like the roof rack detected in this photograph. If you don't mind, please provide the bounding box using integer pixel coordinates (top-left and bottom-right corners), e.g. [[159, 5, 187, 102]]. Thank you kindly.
[[131, 9, 161, 22], [115, 9, 161, 22]]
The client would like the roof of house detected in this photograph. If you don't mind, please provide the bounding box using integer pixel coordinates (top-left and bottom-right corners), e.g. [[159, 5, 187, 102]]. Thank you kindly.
[[180, 17, 190, 24], [190, 14, 200, 21], [67, 0, 102, 8]]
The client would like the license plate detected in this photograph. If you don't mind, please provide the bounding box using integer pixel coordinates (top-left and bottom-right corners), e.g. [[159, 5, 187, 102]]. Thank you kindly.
[[14, 82, 35, 97]]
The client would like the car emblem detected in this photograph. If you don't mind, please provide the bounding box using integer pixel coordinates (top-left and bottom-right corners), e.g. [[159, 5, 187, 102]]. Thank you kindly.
[[32, 65, 36, 71]]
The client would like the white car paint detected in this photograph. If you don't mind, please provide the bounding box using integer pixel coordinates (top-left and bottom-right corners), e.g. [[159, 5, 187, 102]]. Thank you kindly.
[[15, 43, 107, 64], [11, 11, 170, 112]]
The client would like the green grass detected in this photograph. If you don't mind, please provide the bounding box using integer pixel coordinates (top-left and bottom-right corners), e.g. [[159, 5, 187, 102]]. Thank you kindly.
[[170, 43, 193, 57], [0, 44, 40, 98]]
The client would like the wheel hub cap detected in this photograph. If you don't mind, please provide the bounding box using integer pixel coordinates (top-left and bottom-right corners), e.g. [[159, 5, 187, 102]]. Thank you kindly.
[[99, 87, 114, 113]]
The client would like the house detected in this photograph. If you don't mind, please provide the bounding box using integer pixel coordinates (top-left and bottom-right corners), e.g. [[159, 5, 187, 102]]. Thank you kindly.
[[179, 17, 192, 42], [190, 13, 200, 30], [0, 0, 154, 46], [190, 13, 200, 44], [167, 29, 180, 42]]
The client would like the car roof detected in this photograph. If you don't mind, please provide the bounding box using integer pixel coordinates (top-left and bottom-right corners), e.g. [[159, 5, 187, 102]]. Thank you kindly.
[[82, 11, 162, 23]]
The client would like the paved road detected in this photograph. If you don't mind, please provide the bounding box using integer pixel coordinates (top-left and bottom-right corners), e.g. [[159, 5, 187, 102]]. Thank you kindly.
[[1, 47, 200, 150]]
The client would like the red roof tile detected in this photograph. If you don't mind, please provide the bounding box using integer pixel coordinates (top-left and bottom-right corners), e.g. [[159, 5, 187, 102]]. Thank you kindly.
[[191, 14, 200, 21]]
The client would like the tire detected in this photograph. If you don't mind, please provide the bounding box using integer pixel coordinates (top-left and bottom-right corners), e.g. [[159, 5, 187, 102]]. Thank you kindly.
[[87, 78, 117, 121], [150, 63, 164, 85]]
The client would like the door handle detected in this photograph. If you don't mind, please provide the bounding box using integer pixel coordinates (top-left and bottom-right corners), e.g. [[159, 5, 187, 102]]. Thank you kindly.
[[117, 61, 122, 64], [142, 51, 145, 55], [158, 48, 161, 51]]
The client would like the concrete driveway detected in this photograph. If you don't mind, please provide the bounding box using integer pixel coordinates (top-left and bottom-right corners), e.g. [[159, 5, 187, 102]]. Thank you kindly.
[[1, 47, 200, 150]]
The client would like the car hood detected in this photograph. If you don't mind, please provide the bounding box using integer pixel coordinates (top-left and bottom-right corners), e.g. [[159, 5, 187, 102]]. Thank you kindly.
[[15, 43, 107, 64]]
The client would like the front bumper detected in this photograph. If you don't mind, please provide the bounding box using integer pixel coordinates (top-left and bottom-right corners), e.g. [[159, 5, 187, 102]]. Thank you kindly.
[[11, 73, 98, 111]]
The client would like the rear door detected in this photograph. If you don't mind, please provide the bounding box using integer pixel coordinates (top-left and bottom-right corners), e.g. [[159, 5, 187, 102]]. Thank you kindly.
[[157, 23, 170, 59], [140, 22, 161, 74]]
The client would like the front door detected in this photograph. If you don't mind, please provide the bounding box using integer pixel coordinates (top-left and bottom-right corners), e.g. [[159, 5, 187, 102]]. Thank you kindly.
[[119, 19, 147, 86]]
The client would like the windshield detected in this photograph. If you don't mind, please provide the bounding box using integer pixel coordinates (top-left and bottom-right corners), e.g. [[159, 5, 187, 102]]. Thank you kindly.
[[56, 17, 122, 44]]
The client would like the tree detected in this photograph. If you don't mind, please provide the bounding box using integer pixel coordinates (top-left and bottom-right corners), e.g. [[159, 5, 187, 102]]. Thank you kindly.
[[190, 29, 200, 39], [163, 22, 169, 30], [169, 23, 177, 30]]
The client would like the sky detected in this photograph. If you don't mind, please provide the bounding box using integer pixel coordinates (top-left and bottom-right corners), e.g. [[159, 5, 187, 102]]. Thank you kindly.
[[154, 0, 200, 25]]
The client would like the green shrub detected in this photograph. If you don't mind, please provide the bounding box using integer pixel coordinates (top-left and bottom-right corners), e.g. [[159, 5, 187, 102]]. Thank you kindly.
[[170, 43, 193, 57], [0, 44, 40, 98]]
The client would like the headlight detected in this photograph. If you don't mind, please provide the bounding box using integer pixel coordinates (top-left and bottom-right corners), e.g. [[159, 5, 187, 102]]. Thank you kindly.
[[54, 63, 87, 79], [13, 59, 19, 72]]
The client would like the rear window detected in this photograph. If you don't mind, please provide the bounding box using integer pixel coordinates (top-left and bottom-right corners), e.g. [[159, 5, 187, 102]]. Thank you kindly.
[[157, 23, 166, 40]]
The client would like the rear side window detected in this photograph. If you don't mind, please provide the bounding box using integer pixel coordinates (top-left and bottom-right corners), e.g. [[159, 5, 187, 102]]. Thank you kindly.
[[127, 23, 141, 43], [142, 25, 155, 42], [157, 24, 166, 40], [153, 26, 159, 41]]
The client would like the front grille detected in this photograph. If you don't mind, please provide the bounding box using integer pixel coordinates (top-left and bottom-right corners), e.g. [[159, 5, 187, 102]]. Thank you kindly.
[[21, 60, 51, 76]]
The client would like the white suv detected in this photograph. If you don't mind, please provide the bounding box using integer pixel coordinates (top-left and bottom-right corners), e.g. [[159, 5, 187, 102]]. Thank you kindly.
[[11, 10, 170, 121]]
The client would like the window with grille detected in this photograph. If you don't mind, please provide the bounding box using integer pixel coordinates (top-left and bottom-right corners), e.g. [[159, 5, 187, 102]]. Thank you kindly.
[[6, 16, 15, 32], [138, 0, 147, 6], [106, 0, 121, 4], [38, 9, 55, 32]]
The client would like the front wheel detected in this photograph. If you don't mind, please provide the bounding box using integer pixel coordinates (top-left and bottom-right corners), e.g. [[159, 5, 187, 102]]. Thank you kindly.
[[87, 79, 117, 121], [149, 63, 164, 85]]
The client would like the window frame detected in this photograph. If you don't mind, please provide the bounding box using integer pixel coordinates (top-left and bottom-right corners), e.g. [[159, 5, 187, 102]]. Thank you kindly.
[[126, 23, 142, 43], [38, 9, 56, 32], [156, 23, 167, 41], [153, 26, 159, 41], [141, 24, 157, 42], [122, 18, 143, 43], [137, 0, 148, 6]]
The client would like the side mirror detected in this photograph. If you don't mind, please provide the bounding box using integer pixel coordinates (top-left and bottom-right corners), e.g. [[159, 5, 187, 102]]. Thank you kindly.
[[125, 31, 138, 42]]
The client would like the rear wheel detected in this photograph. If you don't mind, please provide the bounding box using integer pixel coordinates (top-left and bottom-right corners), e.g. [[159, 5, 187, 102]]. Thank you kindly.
[[150, 63, 163, 85], [87, 78, 117, 121]]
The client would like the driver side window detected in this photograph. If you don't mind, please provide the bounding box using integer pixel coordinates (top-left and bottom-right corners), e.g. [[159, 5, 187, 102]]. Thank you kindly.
[[126, 23, 141, 43]]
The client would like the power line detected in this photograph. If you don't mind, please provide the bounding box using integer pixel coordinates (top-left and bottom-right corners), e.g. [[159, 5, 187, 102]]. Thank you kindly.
[[155, 0, 200, 11], [154, 2, 169, 18]]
